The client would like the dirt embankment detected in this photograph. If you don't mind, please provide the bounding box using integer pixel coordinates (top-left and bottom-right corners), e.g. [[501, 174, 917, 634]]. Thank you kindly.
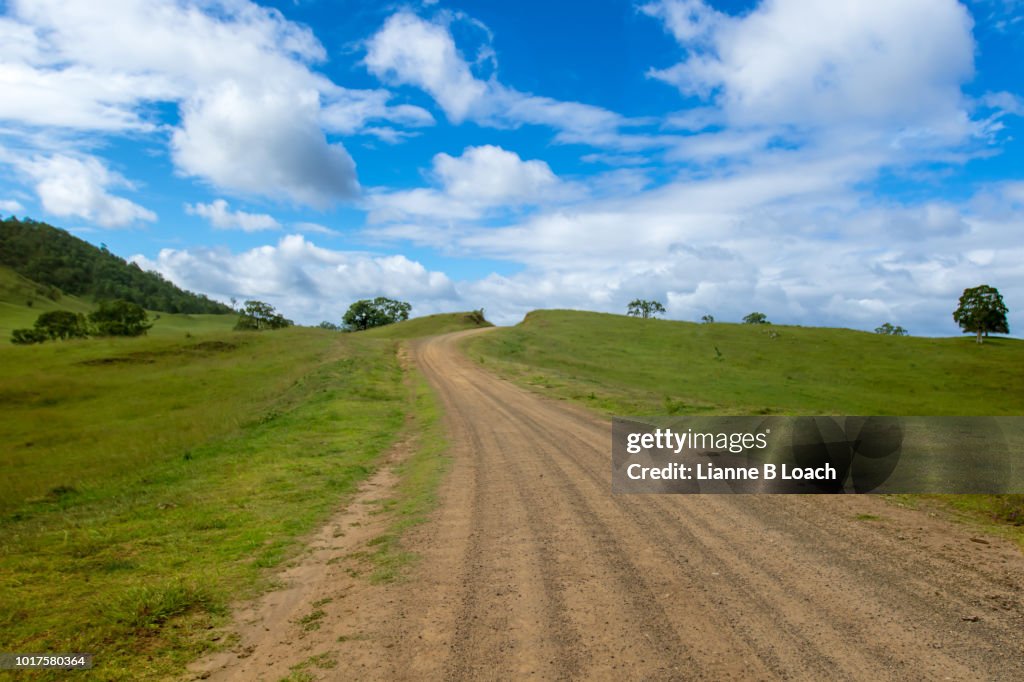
[[193, 329, 1024, 681]]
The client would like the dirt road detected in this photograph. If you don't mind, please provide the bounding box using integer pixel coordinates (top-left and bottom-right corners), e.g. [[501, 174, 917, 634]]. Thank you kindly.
[[195, 328, 1024, 681]]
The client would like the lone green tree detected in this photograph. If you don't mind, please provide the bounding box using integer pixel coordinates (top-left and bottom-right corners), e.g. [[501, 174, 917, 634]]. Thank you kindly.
[[235, 300, 291, 330], [89, 300, 152, 336], [953, 285, 1009, 344], [874, 322, 908, 336], [743, 312, 769, 324], [342, 297, 412, 331], [627, 299, 666, 319]]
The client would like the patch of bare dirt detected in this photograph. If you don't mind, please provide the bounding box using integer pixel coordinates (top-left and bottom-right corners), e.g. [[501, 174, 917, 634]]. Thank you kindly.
[[186, 431, 416, 681]]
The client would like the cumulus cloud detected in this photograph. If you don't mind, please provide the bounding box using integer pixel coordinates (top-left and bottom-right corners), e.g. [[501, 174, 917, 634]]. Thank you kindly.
[[355, 0, 1019, 335], [367, 144, 577, 222], [363, 149, 1024, 334], [434, 145, 560, 202], [172, 83, 359, 206], [16, 154, 155, 227], [642, 0, 976, 140], [131, 234, 460, 324], [185, 199, 279, 232], [364, 12, 488, 124], [0, 0, 434, 207], [127, 164, 1024, 334]]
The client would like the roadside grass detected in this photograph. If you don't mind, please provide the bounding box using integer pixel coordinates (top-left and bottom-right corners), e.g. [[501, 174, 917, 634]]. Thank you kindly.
[[0, 310, 481, 679], [465, 309, 1024, 541], [0, 324, 411, 680], [890, 495, 1024, 549], [362, 371, 450, 584], [939, 494, 1024, 535]]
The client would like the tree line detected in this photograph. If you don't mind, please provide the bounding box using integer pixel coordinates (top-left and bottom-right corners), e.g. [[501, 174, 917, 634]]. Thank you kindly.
[[0, 217, 231, 314]]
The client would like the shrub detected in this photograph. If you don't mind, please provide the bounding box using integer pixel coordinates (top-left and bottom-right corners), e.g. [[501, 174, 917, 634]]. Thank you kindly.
[[89, 300, 152, 336]]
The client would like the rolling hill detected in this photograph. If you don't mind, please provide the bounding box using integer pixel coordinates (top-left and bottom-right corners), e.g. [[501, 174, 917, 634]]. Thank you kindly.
[[0, 217, 231, 315], [464, 309, 1024, 417]]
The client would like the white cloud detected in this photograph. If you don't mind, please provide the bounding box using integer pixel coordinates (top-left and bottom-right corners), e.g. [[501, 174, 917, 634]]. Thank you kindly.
[[126, 166, 1024, 333], [172, 82, 359, 206], [293, 222, 340, 237], [16, 154, 155, 227], [364, 151, 1024, 334], [320, 89, 434, 135], [0, 198, 24, 213], [363, 11, 652, 149], [643, 0, 975, 140], [185, 199, 279, 232], [367, 145, 577, 223], [131, 234, 460, 324], [364, 11, 488, 124], [434, 145, 560, 203], [0, 0, 435, 207]]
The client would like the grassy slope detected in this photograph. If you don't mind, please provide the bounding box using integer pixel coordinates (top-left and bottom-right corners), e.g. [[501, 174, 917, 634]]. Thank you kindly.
[[466, 310, 1024, 416], [0, 265, 94, 336], [0, 302, 473, 679], [0, 265, 233, 340], [465, 310, 1024, 538]]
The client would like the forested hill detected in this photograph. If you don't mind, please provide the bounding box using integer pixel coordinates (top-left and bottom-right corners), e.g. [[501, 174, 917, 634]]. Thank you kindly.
[[0, 217, 231, 314]]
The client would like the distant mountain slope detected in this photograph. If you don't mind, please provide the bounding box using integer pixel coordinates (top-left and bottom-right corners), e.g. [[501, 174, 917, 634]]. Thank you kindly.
[[0, 217, 231, 314]]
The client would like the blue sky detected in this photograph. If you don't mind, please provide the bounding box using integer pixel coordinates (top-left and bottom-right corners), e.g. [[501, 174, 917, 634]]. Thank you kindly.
[[0, 0, 1022, 334]]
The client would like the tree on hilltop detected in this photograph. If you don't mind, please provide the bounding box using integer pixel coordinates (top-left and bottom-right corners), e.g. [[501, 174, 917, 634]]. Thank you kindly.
[[627, 299, 665, 319], [342, 297, 411, 331], [743, 312, 770, 324], [235, 300, 292, 331], [953, 285, 1008, 344], [874, 322, 908, 336]]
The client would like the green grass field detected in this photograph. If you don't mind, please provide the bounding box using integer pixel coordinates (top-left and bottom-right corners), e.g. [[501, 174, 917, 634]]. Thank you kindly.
[[464, 309, 1024, 535], [0, 295, 481, 680], [466, 310, 1024, 416]]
